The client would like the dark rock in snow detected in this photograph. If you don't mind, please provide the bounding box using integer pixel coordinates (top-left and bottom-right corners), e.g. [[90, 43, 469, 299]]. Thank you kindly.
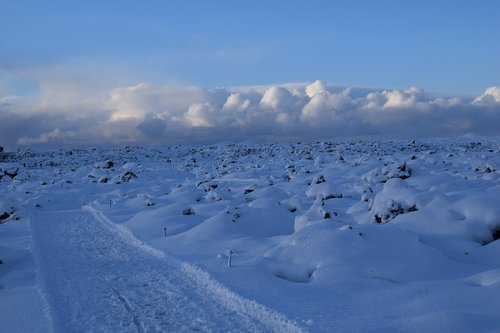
[[314, 175, 326, 184], [120, 171, 137, 182], [0, 211, 11, 221], [374, 202, 418, 224]]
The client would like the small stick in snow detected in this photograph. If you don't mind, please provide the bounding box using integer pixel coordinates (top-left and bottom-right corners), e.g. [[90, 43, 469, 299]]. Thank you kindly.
[[163, 227, 167, 238], [228, 249, 234, 267], [109, 199, 112, 208]]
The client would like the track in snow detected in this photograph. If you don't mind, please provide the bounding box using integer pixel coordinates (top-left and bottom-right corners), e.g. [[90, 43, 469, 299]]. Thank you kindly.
[[32, 208, 304, 333]]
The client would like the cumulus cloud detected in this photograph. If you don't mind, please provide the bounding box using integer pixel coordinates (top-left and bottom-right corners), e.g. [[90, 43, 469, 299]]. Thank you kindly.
[[473, 87, 500, 105], [260, 86, 296, 111], [1, 77, 499, 150], [222, 93, 250, 112], [305, 80, 329, 98], [185, 103, 216, 127], [109, 82, 210, 120], [362, 87, 424, 110]]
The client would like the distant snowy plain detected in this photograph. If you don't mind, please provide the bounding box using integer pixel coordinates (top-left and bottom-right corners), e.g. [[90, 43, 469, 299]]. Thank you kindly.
[[1, 136, 500, 332]]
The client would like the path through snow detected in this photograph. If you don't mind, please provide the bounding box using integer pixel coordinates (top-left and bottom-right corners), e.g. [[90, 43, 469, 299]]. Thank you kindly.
[[32, 207, 303, 333]]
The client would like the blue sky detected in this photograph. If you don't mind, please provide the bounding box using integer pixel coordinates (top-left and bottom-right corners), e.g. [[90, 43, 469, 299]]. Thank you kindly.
[[0, 1, 499, 149], [1, 0, 499, 94]]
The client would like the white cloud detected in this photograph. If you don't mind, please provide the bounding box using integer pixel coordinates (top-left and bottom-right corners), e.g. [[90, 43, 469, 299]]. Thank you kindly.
[[430, 97, 462, 107], [473, 87, 500, 105], [17, 128, 77, 145], [109, 82, 210, 120], [222, 93, 250, 112], [361, 87, 426, 110], [300, 88, 353, 125], [184, 103, 215, 127], [1, 78, 499, 149], [383, 90, 418, 109], [305, 80, 329, 98], [0, 95, 20, 106], [260, 86, 295, 111]]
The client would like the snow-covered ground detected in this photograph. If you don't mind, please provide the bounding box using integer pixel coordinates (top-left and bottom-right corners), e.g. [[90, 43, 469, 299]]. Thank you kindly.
[[1, 136, 500, 332]]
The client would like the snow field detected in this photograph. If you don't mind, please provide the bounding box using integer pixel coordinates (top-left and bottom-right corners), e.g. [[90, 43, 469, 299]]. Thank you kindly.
[[1, 136, 500, 332]]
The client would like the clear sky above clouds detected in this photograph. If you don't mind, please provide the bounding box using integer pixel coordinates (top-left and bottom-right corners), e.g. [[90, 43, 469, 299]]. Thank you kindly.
[[2, 0, 499, 93], [0, 0, 499, 149]]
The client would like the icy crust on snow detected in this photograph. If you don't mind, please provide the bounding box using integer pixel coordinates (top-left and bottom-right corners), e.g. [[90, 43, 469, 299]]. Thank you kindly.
[[1, 136, 500, 332]]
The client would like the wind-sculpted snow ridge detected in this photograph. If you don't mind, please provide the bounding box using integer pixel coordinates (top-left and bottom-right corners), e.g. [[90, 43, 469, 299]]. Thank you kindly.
[[31, 206, 304, 333]]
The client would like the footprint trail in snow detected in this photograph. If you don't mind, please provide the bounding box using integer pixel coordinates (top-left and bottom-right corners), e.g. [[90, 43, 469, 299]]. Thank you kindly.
[[32, 208, 304, 333]]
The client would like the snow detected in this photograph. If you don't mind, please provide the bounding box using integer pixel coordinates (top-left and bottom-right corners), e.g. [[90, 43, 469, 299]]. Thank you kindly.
[[29, 209, 300, 332], [1, 136, 500, 332]]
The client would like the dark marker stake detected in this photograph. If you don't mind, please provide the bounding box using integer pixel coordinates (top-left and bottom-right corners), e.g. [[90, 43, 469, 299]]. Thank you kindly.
[[228, 250, 234, 268]]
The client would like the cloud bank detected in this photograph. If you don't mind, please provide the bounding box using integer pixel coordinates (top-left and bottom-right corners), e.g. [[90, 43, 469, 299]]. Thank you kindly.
[[1, 79, 499, 150]]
